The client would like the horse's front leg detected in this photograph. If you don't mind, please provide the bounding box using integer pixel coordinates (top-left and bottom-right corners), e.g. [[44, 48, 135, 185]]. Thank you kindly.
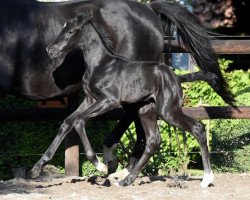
[[118, 102, 161, 186], [29, 96, 95, 178], [73, 96, 119, 173]]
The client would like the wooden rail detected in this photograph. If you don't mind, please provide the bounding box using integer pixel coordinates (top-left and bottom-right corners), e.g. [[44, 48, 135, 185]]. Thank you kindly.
[[1, 106, 249, 122], [0, 108, 70, 121], [164, 36, 250, 54], [182, 106, 250, 120]]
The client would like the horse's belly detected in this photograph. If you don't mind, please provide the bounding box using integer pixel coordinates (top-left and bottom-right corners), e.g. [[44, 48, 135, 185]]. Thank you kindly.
[[11, 73, 81, 100]]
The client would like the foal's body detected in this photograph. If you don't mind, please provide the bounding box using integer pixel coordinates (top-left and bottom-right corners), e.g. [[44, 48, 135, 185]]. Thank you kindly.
[[45, 16, 214, 187]]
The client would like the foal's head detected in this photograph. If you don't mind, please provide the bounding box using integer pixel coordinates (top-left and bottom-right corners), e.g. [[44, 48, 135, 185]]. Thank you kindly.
[[47, 11, 93, 60]]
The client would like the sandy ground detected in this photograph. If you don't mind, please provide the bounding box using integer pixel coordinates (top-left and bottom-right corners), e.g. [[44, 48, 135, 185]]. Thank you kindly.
[[0, 166, 249, 200]]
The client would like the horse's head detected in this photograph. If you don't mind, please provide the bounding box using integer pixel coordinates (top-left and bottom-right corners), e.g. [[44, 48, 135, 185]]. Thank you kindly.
[[47, 11, 93, 60]]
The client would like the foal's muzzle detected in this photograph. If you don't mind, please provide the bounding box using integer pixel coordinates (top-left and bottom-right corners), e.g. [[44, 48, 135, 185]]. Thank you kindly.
[[46, 45, 61, 59]]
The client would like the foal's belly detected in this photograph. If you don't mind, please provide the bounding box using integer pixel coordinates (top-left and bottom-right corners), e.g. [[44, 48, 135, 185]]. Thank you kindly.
[[120, 67, 156, 104]]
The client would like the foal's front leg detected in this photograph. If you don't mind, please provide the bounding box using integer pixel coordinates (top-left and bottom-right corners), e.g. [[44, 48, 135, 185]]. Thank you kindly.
[[118, 102, 161, 186], [29, 97, 95, 178], [72, 96, 119, 172]]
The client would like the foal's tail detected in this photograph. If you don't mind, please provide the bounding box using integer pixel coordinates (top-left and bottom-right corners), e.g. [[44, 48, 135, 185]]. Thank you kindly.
[[148, 1, 237, 109]]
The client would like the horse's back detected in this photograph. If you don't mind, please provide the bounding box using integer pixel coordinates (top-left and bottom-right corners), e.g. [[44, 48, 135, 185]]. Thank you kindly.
[[75, 0, 164, 61]]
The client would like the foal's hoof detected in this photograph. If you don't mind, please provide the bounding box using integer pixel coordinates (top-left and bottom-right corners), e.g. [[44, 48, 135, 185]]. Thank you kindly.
[[200, 171, 214, 188], [118, 178, 131, 187], [96, 162, 108, 174], [107, 160, 118, 174], [28, 169, 41, 179], [108, 168, 129, 181]]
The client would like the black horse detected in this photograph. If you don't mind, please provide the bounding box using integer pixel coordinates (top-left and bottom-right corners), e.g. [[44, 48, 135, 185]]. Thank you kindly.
[[45, 13, 214, 187], [0, 0, 235, 177]]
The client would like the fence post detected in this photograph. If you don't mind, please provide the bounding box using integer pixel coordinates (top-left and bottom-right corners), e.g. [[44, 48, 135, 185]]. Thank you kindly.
[[65, 93, 80, 176], [65, 130, 80, 176]]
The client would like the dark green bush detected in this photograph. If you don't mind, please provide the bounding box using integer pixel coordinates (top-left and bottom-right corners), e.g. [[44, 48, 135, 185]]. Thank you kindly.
[[0, 120, 64, 180], [210, 89, 250, 172], [178, 59, 250, 173]]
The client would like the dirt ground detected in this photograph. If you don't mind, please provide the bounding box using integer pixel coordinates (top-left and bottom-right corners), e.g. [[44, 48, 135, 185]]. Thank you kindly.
[[0, 166, 249, 200]]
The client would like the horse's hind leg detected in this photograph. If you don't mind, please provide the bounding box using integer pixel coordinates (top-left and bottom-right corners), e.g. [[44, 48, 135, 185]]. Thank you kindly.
[[104, 104, 145, 175], [103, 109, 133, 174], [118, 102, 161, 186], [159, 109, 214, 187], [107, 111, 145, 180]]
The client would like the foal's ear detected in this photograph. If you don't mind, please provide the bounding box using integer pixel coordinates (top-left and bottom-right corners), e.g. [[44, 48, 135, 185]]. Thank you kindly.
[[74, 9, 94, 29]]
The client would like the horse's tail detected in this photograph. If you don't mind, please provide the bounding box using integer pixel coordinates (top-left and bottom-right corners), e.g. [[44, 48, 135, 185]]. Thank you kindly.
[[148, 1, 237, 109]]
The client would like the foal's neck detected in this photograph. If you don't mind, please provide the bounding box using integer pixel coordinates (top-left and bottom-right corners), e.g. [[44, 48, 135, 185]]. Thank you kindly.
[[80, 24, 114, 74]]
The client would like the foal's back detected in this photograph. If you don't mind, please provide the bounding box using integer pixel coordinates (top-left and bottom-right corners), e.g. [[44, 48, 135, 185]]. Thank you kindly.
[[80, 23, 183, 106], [101, 53, 183, 107]]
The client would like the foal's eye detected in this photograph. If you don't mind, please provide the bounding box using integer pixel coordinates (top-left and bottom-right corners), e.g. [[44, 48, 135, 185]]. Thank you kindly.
[[68, 30, 73, 34]]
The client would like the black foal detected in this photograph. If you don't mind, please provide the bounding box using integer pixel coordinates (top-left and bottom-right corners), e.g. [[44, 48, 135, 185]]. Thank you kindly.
[[44, 13, 214, 187]]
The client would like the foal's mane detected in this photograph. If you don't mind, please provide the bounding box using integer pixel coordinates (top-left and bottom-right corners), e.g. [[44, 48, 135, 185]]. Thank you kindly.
[[89, 22, 127, 60]]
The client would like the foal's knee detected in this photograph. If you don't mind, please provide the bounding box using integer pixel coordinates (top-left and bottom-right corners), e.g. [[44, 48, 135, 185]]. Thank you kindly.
[[58, 117, 74, 134]]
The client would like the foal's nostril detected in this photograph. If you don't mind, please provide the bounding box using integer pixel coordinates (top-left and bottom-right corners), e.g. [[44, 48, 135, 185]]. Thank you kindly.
[[49, 48, 53, 55], [46, 46, 54, 57]]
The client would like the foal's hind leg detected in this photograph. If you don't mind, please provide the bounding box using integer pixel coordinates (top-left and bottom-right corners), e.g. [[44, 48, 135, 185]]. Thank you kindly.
[[159, 109, 214, 187], [107, 109, 145, 180], [118, 102, 161, 186]]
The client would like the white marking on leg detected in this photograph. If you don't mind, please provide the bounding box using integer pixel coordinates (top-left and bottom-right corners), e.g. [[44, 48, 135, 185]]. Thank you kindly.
[[103, 144, 117, 164], [200, 171, 214, 188], [108, 168, 129, 181], [96, 162, 108, 174]]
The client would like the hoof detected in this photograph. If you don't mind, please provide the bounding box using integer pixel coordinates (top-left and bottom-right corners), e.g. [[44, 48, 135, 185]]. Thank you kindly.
[[118, 178, 133, 187], [107, 160, 118, 174], [106, 177, 120, 187], [118, 180, 129, 186], [108, 168, 129, 181], [96, 162, 108, 174], [200, 171, 214, 188], [28, 169, 41, 179]]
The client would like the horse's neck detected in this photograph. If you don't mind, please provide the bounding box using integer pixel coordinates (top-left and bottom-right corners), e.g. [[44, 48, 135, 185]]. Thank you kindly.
[[81, 25, 113, 74]]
